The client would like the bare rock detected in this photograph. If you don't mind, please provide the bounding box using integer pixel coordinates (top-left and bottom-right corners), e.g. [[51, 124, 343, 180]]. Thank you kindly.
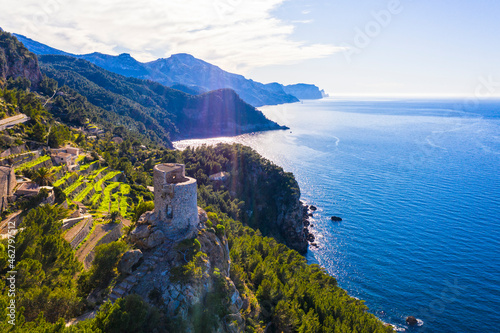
[[130, 224, 165, 249], [145, 229, 166, 248], [118, 249, 143, 275], [228, 280, 243, 313], [137, 211, 153, 225], [130, 224, 151, 241], [224, 313, 245, 333], [406, 316, 418, 325], [198, 206, 208, 224]]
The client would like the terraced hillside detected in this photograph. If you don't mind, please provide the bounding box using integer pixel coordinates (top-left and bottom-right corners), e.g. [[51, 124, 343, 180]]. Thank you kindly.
[[45, 158, 137, 267]]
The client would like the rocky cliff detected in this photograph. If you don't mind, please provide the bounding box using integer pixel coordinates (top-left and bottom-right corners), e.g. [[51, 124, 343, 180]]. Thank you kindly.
[[283, 83, 327, 99], [123, 208, 244, 332], [0, 31, 42, 88], [241, 163, 308, 254]]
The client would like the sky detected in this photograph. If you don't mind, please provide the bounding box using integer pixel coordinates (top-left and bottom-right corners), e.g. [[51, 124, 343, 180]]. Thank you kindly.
[[0, 0, 499, 97]]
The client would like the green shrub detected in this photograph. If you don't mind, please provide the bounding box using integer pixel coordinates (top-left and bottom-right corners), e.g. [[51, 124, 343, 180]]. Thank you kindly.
[[207, 212, 220, 225], [92, 294, 161, 333], [193, 239, 201, 252], [170, 252, 207, 283], [78, 241, 128, 295], [216, 224, 225, 238], [133, 200, 154, 223]]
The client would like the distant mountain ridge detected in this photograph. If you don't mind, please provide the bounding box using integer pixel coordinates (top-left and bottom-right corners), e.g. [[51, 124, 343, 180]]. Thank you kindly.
[[14, 33, 326, 107]]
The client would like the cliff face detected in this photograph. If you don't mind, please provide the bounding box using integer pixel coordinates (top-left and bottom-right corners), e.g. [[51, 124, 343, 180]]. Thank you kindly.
[[126, 215, 244, 333], [283, 83, 326, 100], [247, 166, 308, 254], [225, 147, 308, 253], [276, 189, 309, 254], [0, 31, 42, 88]]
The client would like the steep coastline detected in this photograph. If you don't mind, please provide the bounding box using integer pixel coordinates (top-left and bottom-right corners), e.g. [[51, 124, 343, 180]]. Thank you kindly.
[[182, 144, 310, 253], [0, 28, 392, 332]]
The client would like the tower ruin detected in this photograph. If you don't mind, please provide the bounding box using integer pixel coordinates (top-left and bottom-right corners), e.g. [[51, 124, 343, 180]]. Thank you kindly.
[[152, 163, 198, 237]]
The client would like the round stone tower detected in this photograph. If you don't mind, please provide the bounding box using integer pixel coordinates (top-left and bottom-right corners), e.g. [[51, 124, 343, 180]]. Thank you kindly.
[[153, 163, 198, 237]]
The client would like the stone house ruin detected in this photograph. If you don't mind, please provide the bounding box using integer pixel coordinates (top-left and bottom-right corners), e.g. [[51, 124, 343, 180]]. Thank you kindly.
[[50, 146, 80, 167]]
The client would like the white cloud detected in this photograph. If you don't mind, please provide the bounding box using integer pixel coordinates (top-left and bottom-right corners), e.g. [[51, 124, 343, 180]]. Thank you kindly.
[[0, 0, 341, 73]]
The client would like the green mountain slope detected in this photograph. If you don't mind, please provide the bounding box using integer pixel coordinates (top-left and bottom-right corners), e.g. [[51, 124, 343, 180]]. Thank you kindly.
[[39, 55, 287, 142]]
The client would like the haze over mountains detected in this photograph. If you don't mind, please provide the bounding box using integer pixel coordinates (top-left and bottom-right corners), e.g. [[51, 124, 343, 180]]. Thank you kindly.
[[14, 33, 327, 107]]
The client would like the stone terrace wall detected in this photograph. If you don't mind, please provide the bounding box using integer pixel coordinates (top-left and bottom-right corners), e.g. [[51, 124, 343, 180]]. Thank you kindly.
[[84, 221, 123, 269], [69, 216, 93, 249]]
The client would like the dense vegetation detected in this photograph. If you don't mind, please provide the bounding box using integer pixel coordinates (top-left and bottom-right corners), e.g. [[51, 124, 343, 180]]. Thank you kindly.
[[180, 144, 303, 249], [226, 218, 390, 332], [39, 56, 177, 146], [0, 84, 72, 149], [39, 76, 161, 147], [0, 205, 82, 328]]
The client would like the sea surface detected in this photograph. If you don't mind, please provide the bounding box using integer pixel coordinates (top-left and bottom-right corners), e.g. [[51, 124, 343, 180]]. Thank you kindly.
[[174, 97, 500, 332]]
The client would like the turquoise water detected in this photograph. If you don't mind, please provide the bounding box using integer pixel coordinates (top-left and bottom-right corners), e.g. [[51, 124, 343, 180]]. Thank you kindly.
[[174, 98, 500, 332]]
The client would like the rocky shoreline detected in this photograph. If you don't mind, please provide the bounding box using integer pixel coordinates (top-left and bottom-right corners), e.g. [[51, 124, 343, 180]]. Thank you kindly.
[[301, 202, 318, 248]]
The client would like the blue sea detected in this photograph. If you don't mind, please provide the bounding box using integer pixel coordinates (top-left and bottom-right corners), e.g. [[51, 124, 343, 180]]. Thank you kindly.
[[174, 97, 500, 332]]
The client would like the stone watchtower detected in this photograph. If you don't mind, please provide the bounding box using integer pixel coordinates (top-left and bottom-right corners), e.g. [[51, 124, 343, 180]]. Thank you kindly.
[[153, 164, 198, 237]]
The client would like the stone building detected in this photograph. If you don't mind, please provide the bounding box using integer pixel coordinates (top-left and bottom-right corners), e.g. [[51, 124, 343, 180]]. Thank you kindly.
[[50, 146, 80, 167], [131, 163, 199, 248], [209, 171, 229, 182], [153, 163, 199, 237]]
